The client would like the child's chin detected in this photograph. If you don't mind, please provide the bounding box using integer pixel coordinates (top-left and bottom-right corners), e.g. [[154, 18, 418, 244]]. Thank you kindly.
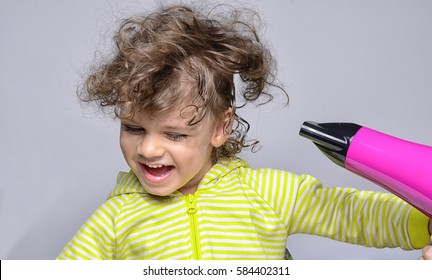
[[142, 184, 176, 197]]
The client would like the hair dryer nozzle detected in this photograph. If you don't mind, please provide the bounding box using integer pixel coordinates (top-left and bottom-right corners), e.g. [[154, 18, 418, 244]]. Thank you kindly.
[[299, 121, 362, 167]]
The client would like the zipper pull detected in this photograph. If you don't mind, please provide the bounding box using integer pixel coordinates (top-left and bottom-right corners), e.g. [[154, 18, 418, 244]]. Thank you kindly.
[[187, 194, 197, 215]]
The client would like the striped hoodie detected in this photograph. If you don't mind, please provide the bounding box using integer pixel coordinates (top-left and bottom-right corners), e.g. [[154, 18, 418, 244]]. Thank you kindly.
[[57, 159, 430, 259]]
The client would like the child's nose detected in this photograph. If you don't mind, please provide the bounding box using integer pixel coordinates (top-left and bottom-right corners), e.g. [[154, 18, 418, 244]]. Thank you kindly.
[[137, 135, 165, 158]]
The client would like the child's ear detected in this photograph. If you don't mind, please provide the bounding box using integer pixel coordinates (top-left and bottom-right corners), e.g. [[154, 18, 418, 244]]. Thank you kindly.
[[211, 108, 233, 148]]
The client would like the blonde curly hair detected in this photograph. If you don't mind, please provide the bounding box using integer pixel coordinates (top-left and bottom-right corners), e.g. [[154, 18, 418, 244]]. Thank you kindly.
[[79, 4, 287, 162]]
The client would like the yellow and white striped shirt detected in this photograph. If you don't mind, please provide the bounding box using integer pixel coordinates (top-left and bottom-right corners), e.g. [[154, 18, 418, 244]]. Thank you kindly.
[[57, 159, 430, 259]]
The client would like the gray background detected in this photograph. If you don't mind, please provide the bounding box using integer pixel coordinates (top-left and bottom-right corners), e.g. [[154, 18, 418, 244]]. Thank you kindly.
[[1, 0, 431, 260]]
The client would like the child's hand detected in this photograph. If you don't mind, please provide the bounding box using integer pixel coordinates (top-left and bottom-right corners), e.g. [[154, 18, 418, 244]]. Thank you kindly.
[[419, 221, 432, 260], [419, 235, 432, 260]]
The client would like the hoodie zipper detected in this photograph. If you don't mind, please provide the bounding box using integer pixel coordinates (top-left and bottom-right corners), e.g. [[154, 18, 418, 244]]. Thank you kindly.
[[186, 194, 201, 259]]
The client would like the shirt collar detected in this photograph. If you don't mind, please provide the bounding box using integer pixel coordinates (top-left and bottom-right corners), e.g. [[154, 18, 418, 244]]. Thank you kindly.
[[108, 158, 248, 198]]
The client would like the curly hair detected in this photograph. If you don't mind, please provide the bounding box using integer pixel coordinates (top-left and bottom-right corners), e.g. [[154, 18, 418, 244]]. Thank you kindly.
[[79, 3, 287, 162]]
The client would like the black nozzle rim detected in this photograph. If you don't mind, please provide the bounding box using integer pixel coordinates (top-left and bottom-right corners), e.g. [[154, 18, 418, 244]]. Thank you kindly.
[[299, 121, 362, 167]]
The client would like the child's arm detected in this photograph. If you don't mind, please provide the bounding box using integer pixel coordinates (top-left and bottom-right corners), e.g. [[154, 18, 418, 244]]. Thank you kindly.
[[285, 174, 430, 249]]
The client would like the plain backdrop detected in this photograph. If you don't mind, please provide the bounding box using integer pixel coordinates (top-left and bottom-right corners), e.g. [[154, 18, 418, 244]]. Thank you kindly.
[[1, 0, 431, 260]]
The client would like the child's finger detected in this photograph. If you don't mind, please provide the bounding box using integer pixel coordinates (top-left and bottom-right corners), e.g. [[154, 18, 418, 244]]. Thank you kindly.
[[421, 244, 432, 260]]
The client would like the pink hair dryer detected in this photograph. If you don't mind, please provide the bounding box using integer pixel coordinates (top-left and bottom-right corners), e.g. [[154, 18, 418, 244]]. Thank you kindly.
[[299, 121, 432, 219]]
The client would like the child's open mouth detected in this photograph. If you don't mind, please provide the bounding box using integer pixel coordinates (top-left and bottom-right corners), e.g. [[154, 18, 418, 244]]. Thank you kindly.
[[140, 163, 174, 183]]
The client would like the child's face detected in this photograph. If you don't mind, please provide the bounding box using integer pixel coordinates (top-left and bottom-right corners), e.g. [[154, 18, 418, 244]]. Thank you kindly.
[[119, 107, 229, 196]]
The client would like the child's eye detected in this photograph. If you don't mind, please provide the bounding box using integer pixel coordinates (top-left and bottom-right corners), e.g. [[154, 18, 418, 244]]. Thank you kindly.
[[121, 124, 145, 135], [165, 133, 187, 141]]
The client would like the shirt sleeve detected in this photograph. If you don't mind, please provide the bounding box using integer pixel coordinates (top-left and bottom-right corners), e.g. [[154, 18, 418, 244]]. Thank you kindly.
[[407, 207, 431, 248], [247, 167, 429, 250], [287, 173, 429, 249], [56, 196, 127, 260]]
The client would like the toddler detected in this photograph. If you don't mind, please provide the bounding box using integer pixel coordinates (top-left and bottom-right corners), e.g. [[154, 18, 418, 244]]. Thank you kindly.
[[57, 3, 432, 260]]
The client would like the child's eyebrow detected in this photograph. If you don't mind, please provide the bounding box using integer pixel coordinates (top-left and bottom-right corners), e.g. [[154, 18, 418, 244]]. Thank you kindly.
[[162, 124, 196, 132], [120, 119, 140, 125]]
